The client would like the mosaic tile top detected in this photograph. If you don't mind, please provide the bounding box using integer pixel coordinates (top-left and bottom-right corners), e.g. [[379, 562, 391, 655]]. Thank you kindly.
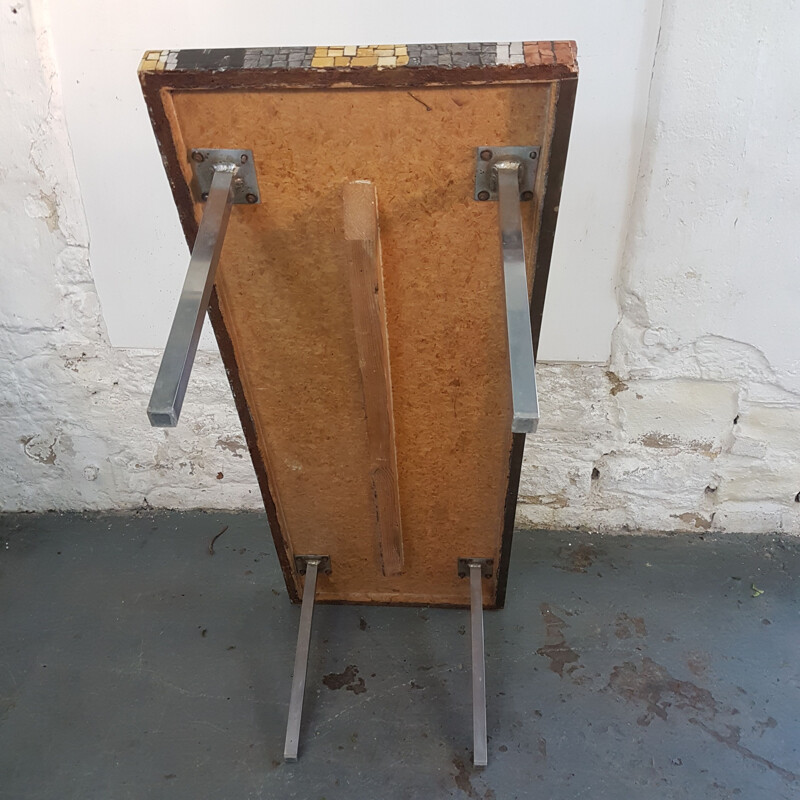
[[138, 41, 577, 74]]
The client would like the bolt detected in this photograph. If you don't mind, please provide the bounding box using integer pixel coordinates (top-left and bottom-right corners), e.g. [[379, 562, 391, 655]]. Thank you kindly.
[[529, 151, 537, 159], [240, 153, 248, 164], [245, 193, 258, 204], [192, 151, 205, 163], [521, 190, 533, 201], [201, 192, 208, 201], [480, 149, 493, 161], [477, 190, 490, 201]]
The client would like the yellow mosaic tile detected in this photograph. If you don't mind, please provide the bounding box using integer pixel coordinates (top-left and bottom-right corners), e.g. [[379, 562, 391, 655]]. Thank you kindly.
[[139, 51, 165, 72], [296, 43, 419, 69]]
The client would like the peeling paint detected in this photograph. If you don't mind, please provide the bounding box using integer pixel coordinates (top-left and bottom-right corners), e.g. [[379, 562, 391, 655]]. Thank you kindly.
[[24, 190, 60, 232], [519, 493, 568, 508], [606, 371, 629, 396], [20, 434, 57, 465], [673, 512, 713, 530], [215, 437, 247, 459]]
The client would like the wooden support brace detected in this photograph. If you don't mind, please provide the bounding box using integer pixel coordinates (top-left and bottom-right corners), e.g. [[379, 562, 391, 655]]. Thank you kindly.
[[343, 181, 404, 576]]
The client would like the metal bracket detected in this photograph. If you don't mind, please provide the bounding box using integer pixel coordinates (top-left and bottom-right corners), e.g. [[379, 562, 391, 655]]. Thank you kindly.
[[473, 146, 540, 202], [190, 148, 260, 205], [284, 555, 331, 762], [294, 554, 332, 575], [457, 557, 494, 579]]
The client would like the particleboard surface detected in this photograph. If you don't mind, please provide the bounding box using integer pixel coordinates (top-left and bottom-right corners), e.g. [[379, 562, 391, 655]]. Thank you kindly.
[[140, 43, 578, 607]]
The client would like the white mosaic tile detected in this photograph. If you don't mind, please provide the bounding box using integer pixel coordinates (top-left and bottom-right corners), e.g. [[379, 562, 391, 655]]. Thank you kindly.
[[496, 43, 512, 65]]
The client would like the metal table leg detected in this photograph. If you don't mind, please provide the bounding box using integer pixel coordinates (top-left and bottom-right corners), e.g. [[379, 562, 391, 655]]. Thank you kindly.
[[284, 557, 322, 762], [469, 561, 488, 767], [458, 557, 493, 766], [496, 160, 540, 434], [147, 167, 235, 427]]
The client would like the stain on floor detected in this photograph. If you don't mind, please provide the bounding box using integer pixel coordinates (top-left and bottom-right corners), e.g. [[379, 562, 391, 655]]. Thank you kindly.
[[608, 655, 719, 725], [452, 756, 495, 799], [323, 664, 367, 694], [557, 542, 601, 573], [615, 612, 648, 639], [536, 603, 581, 677]]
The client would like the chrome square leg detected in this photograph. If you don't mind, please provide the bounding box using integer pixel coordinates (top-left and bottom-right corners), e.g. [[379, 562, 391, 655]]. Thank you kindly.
[[284, 555, 330, 762], [458, 557, 493, 767]]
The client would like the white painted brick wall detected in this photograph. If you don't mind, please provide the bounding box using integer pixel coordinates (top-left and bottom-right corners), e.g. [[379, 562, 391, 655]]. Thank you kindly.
[[2, 1, 799, 534]]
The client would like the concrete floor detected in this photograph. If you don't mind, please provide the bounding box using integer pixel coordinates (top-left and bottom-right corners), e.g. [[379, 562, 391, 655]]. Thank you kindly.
[[0, 512, 798, 799]]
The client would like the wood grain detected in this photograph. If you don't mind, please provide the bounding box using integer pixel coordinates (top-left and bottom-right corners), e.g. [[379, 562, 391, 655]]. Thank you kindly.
[[343, 181, 403, 576]]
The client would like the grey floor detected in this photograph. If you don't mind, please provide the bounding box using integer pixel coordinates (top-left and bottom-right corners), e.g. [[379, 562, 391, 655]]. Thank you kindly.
[[0, 512, 798, 799]]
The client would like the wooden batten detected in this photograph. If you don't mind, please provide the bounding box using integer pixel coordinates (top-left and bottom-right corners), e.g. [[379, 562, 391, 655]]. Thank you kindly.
[[343, 181, 404, 576]]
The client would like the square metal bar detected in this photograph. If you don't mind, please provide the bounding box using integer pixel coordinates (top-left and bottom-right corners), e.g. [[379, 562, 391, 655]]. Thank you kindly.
[[147, 167, 235, 426], [497, 161, 540, 433], [284, 557, 323, 762], [468, 561, 488, 767]]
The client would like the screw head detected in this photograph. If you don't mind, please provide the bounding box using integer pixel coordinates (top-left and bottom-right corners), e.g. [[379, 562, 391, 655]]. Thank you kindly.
[[480, 149, 493, 161], [201, 192, 208, 201], [521, 190, 533, 201], [245, 193, 258, 204], [234, 177, 245, 186], [529, 151, 537, 159], [192, 151, 205, 163], [477, 190, 490, 201], [240, 153, 248, 164]]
